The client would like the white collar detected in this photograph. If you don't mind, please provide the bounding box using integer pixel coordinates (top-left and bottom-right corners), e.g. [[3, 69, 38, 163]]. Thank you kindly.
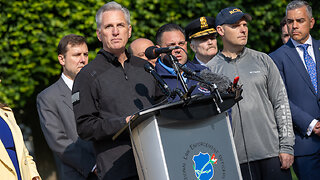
[[195, 55, 207, 66], [291, 35, 313, 47], [61, 73, 73, 90]]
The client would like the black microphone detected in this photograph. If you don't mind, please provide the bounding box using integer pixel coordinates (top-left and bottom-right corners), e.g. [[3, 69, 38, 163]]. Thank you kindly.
[[177, 63, 198, 76], [144, 63, 171, 97], [162, 55, 198, 77], [145, 46, 180, 59], [198, 69, 232, 93]]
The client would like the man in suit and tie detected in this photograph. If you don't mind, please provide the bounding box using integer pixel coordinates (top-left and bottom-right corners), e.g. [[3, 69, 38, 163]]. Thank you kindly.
[[269, 1, 320, 179], [37, 34, 97, 180]]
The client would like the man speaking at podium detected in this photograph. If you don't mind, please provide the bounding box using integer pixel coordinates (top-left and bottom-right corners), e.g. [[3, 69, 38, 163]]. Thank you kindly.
[[72, 2, 163, 180]]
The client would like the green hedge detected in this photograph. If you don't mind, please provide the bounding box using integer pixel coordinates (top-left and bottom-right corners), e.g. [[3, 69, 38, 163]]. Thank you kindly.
[[1, 0, 319, 109]]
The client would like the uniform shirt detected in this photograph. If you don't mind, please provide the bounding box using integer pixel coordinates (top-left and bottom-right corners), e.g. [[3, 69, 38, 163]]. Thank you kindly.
[[155, 58, 208, 101], [194, 55, 207, 66]]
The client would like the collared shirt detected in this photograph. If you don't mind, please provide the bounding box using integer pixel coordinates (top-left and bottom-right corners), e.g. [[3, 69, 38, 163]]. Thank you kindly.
[[194, 55, 207, 66], [61, 73, 73, 90], [291, 36, 318, 136], [157, 57, 187, 82], [291, 36, 316, 69]]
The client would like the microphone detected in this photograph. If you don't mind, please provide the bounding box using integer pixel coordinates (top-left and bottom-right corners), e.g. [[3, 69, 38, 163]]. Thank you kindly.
[[162, 55, 198, 77], [144, 63, 171, 97], [177, 63, 197, 76], [198, 69, 232, 93], [145, 46, 180, 59]]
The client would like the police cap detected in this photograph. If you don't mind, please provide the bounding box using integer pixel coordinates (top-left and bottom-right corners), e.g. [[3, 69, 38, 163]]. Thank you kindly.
[[185, 16, 217, 41]]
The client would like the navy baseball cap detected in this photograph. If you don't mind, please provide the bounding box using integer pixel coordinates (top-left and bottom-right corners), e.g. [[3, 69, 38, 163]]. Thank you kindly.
[[215, 7, 252, 26]]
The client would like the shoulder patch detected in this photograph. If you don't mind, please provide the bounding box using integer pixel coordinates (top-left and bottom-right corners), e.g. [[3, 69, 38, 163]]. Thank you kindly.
[[72, 91, 80, 105]]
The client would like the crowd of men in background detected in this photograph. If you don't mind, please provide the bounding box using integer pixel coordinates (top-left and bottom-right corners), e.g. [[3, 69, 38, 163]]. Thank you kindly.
[[33, 0, 319, 180]]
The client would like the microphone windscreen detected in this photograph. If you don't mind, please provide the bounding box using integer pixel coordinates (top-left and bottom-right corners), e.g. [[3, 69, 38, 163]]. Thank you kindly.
[[199, 69, 231, 93], [145, 46, 158, 59]]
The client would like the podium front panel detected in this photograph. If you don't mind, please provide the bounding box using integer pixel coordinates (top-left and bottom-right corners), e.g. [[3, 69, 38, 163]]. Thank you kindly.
[[131, 111, 241, 180], [157, 112, 241, 180]]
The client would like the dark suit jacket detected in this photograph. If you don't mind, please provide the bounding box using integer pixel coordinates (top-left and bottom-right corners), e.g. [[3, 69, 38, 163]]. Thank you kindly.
[[269, 38, 320, 156], [37, 77, 96, 180]]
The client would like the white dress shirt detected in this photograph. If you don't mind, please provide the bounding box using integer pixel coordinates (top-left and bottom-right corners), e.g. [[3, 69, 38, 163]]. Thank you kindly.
[[61, 73, 73, 90], [291, 36, 318, 136]]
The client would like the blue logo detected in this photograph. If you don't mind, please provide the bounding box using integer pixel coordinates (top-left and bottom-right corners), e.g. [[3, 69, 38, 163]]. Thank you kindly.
[[193, 152, 218, 180]]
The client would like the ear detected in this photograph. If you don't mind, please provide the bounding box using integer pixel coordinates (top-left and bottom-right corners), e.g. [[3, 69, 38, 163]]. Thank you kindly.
[[128, 25, 132, 38], [190, 42, 196, 53], [58, 54, 65, 66], [310, 17, 315, 29], [216, 25, 224, 36], [96, 29, 102, 41]]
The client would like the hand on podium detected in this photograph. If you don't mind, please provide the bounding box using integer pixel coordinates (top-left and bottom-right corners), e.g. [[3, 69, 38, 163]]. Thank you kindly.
[[126, 115, 136, 123]]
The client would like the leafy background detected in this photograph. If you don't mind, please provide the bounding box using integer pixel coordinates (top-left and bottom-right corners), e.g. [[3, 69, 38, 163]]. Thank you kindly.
[[1, 0, 318, 179]]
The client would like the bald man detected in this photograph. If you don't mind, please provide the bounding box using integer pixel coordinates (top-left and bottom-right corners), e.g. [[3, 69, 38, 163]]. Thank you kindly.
[[129, 38, 156, 66]]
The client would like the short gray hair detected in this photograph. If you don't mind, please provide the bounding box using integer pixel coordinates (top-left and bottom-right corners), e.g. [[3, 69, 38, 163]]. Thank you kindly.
[[286, 0, 312, 19], [190, 39, 196, 46], [96, 1, 131, 30]]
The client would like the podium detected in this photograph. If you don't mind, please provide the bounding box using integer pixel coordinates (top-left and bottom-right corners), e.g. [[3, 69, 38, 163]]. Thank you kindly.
[[116, 94, 242, 180]]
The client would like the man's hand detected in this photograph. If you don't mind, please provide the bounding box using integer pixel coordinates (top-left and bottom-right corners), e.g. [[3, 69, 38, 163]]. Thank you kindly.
[[279, 153, 294, 169], [94, 168, 98, 176], [313, 121, 320, 136], [125, 115, 135, 123]]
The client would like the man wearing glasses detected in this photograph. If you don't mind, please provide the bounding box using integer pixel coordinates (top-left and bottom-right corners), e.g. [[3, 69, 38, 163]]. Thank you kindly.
[[154, 23, 207, 101]]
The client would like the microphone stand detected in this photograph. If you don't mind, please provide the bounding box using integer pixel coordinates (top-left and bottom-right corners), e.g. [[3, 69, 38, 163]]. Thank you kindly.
[[168, 54, 189, 94], [183, 74, 223, 113]]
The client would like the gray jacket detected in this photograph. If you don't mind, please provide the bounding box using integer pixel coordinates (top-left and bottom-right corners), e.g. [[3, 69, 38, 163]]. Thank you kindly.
[[207, 47, 294, 163], [37, 77, 96, 179]]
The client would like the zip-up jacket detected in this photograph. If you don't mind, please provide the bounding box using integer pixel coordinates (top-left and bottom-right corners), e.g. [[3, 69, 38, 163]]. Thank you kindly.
[[207, 47, 295, 163], [72, 49, 162, 179]]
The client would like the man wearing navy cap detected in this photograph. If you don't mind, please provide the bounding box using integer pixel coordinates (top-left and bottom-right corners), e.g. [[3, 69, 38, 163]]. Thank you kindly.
[[185, 17, 218, 66], [207, 7, 294, 180]]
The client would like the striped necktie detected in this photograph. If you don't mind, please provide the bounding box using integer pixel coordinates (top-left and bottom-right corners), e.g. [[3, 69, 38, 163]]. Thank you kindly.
[[298, 44, 317, 93]]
